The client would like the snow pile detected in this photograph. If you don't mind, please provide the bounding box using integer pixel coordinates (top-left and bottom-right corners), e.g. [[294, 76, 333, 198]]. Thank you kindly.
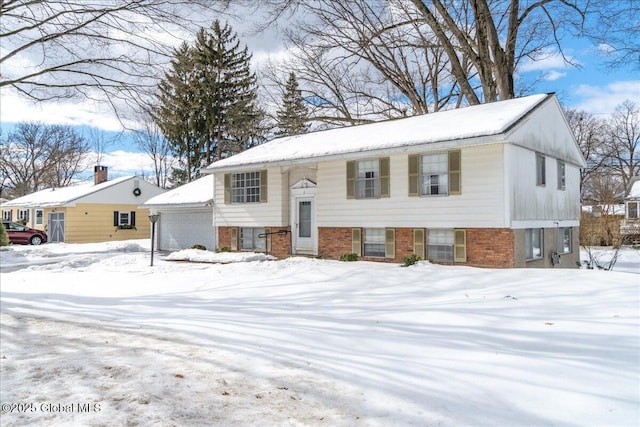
[[165, 248, 277, 263], [1, 242, 638, 426]]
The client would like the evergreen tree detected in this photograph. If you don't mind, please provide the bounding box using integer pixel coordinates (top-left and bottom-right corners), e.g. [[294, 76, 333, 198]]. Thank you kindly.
[[0, 222, 9, 246], [275, 72, 309, 137], [154, 21, 264, 182]]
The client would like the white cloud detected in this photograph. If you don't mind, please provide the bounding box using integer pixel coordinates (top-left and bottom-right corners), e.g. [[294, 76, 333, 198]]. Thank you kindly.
[[77, 150, 170, 180], [518, 48, 578, 73], [571, 80, 640, 114], [543, 70, 567, 81]]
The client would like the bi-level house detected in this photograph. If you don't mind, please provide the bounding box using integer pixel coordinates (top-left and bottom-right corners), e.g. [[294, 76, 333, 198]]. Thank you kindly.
[[203, 93, 585, 268]]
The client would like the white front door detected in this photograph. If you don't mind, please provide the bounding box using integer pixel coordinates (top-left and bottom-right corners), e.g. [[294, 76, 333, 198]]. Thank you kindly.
[[293, 197, 316, 254]]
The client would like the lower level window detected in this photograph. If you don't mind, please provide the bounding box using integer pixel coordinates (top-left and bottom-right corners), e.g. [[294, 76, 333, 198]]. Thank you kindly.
[[363, 228, 385, 257], [526, 228, 543, 260], [18, 209, 29, 222], [2, 210, 11, 221], [241, 227, 266, 251], [558, 227, 572, 254], [427, 229, 454, 262]]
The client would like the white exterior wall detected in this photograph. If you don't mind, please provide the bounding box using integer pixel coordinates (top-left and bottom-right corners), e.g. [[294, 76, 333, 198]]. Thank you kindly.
[[155, 207, 216, 251], [316, 144, 508, 228], [213, 168, 287, 226], [506, 142, 582, 229], [79, 178, 165, 205]]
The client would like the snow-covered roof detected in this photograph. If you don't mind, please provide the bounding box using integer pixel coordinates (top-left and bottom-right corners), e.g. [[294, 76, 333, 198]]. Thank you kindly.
[[142, 175, 214, 208], [1, 176, 133, 208], [628, 180, 640, 199], [204, 93, 551, 172]]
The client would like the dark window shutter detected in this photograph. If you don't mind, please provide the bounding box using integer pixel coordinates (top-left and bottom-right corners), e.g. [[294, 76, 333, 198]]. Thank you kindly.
[[346, 161, 356, 199], [224, 174, 231, 204], [260, 170, 268, 203], [113, 211, 119, 226], [380, 157, 390, 197], [449, 150, 461, 195], [408, 154, 419, 196], [130, 211, 136, 226], [385, 228, 395, 258], [351, 228, 361, 256]]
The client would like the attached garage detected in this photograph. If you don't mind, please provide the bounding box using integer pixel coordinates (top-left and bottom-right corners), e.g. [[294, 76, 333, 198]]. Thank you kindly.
[[141, 176, 216, 252], [156, 208, 216, 251]]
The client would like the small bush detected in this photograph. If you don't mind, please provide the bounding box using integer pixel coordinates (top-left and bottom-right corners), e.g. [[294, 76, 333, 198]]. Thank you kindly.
[[191, 244, 207, 250], [402, 254, 422, 267], [216, 246, 231, 253], [0, 222, 10, 246], [339, 253, 359, 261]]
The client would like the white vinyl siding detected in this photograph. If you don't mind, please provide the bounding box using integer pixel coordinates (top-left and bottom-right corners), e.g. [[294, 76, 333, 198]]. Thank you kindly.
[[215, 168, 286, 227], [317, 145, 506, 228]]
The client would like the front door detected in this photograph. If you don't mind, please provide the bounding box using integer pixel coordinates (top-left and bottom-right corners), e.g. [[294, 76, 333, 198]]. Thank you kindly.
[[48, 212, 65, 242], [294, 197, 316, 254]]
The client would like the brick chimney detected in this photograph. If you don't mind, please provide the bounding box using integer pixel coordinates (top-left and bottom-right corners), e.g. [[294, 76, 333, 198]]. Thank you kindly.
[[94, 166, 108, 185]]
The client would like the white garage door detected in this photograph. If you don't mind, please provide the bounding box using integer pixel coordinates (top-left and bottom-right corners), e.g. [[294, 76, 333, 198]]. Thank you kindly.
[[157, 209, 216, 251]]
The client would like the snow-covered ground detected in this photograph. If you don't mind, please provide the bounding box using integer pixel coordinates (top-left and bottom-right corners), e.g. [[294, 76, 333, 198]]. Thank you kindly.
[[1, 241, 638, 426]]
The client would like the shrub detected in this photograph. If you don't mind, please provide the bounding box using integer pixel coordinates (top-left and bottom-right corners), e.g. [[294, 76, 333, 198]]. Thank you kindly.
[[191, 244, 207, 250], [0, 222, 9, 246], [402, 254, 422, 267], [339, 253, 359, 261], [216, 246, 231, 253]]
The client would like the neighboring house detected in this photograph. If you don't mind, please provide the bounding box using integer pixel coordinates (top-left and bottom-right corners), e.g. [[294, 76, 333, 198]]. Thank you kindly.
[[141, 175, 216, 251], [0, 166, 165, 243], [621, 179, 640, 241], [203, 93, 586, 268], [581, 204, 626, 246]]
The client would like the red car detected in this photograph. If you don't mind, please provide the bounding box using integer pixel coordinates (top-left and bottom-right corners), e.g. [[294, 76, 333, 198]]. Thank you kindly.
[[2, 221, 48, 245]]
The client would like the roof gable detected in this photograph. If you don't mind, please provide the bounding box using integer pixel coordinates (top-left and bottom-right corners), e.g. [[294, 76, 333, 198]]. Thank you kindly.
[[204, 94, 552, 172], [2, 176, 150, 208], [143, 175, 214, 207]]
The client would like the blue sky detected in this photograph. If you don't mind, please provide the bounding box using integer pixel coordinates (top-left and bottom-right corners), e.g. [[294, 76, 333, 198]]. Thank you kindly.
[[1, 10, 638, 179]]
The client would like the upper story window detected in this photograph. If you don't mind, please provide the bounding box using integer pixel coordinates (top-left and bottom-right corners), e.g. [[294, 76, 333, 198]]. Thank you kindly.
[[224, 170, 267, 204], [536, 153, 546, 186], [346, 158, 390, 199], [409, 150, 461, 197], [557, 160, 566, 190]]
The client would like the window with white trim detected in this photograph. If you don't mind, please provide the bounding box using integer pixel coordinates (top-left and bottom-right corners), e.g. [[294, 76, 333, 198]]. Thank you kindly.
[[557, 160, 566, 190], [240, 227, 266, 251], [232, 171, 261, 203], [363, 228, 385, 258], [536, 153, 546, 186], [113, 211, 136, 227], [357, 160, 380, 198], [525, 228, 544, 260], [628, 202, 639, 219], [427, 229, 454, 262], [2, 210, 11, 221], [421, 153, 449, 195], [558, 227, 572, 254], [35, 209, 44, 225], [18, 209, 29, 222]]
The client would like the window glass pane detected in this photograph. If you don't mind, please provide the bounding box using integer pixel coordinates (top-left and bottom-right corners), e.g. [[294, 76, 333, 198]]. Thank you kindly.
[[363, 228, 385, 257], [526, 228, 543, 260], [231, 172, 261, 203], [119, 212, 130, 225], [427, 229, 454, 262], [536, 153, 546, 186], [557, 160, 566, 189], [562, 228, 572, 253], [241, 228, 266, 251], [299, 201, 312, 238], [35, 210, 43, 225], [421, 153, 448, 195], [356, 160, 380, 198], [629, 202, 639, 219]]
